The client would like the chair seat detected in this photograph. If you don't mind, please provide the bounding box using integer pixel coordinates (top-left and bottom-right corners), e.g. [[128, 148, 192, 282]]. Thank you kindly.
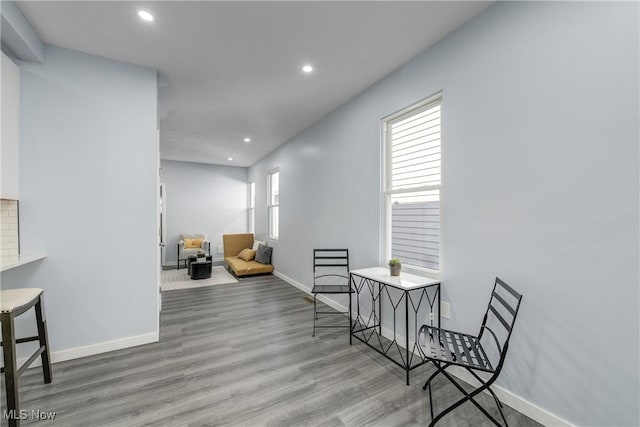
[[312, 284, 353, 294], [0, 288, 43, 313], [419, 325, 493, 373]]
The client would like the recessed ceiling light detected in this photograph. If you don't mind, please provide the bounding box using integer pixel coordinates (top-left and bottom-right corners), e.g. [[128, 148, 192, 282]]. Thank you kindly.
[[244, 138, 251, 143], [228, 157, 233, 161], [302, 64, 313, 73], [137, 10, 154, 22]]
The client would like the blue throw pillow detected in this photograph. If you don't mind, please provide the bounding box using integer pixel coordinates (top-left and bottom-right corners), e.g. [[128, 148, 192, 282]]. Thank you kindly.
[[255, 244, 273, 264]]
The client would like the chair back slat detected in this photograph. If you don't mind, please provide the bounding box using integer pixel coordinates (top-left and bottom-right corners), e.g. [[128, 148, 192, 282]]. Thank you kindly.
[[491, 291, 516, 316], [314, 250, 349, 269], [488, 304, 512, 332], [496, 277, 520, 299]]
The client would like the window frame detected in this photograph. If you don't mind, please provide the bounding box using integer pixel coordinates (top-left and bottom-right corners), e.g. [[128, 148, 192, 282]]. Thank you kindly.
[[248, 181, 255, 234], [381, 92, 443, 276], [267, 168, 280, 240]]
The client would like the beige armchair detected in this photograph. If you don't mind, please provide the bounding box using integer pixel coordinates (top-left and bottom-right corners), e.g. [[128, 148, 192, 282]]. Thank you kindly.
[[177, 233, 210, 269]]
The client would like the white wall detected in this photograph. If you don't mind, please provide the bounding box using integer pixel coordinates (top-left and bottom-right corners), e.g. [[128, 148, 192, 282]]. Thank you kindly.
[[161, 160, 248, 264], [0, 45, 159, 358], [249, 2, 639, 426]]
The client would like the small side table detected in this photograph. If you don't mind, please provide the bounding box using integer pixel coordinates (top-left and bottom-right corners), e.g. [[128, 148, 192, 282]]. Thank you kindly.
[[190, 261, 212, 280], [187, 255, 213, 275]]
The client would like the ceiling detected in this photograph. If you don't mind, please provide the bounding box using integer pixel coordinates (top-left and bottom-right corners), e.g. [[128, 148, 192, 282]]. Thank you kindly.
[[16, 1, 491, 167]]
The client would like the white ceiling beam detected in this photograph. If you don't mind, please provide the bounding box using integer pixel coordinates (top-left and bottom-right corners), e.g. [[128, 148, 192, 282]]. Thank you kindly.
[[0, 1, 44, 63]]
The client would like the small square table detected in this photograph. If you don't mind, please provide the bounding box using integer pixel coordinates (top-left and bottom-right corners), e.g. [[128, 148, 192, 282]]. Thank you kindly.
[[187, 255, 213, 275], [190, 261, 212, 280]]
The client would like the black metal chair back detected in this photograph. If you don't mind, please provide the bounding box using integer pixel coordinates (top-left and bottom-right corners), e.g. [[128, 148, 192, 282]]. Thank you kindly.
[[477, 277, 523, 374], [311, 249, 352, 337], [313, 249, 349, 285]]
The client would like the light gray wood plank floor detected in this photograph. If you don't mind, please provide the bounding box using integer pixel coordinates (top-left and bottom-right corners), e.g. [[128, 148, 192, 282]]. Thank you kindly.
[[3, 274, 541, 427]]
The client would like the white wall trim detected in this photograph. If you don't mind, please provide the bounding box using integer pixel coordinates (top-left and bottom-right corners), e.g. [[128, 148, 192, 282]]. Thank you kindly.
[[17, 331, 159, 368], [447, 366, 574, 427], [273, 270, 345, 314], [274, 269, 574, 427]]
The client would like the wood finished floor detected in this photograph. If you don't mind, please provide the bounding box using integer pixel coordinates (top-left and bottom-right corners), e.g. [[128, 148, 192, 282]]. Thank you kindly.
[[3, 274, 541, 427]]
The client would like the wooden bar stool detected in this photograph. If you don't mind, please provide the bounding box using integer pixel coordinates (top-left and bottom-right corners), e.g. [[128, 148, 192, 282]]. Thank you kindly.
[[1, 288, 52, 426]]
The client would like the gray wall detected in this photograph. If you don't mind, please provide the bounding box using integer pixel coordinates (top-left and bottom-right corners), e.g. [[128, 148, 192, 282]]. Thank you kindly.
[[249, 2, 639, 426], [161, 160, 248, 263], [0, 45, 159, 354]]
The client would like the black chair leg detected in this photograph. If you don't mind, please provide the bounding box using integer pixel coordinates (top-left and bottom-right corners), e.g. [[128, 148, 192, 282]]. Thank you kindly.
[[1, 312, 19, 427], [312, 294, 317, 337], [35, 295, 53, 384], [428, 375, 435, 421], [422, 361, 451, 390], [491, 392, 508, 426], [424, 361, 450, 422], [468, 368, 508, 426], [423, 367, 440, 390], [429, 369, 503, 427]]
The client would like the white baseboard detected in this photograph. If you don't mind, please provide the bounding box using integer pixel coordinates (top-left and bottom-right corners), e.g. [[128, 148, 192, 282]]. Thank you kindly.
[[447, 366, 573, 427], [273, 270, 345, 313], [274, 269, 573, 427], [17, 331, 159, 368]]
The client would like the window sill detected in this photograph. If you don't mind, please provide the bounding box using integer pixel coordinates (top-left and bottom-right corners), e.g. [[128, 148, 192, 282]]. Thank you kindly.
[[401, 264, 440, 280]]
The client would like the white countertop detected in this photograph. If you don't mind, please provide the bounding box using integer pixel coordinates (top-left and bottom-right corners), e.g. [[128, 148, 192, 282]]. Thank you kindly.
[[350, 266, 440, 290], [0, 253, 47, 272]]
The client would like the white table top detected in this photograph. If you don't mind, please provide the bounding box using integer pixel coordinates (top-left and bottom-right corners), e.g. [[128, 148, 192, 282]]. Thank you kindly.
[[350, 267, 440, 290], [0, 253, 47, 272]]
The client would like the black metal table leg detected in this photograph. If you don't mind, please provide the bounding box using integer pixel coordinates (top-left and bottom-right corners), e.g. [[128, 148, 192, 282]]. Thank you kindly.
[[349, 274, 353, 345], [378, 281, 382, 335], [437, 284, 441, 329], [405, 290, 410, 385], [349, 285, 352, 344]]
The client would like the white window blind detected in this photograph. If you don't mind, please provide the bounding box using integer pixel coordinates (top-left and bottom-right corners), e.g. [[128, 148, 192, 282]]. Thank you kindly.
[[385, 97, 441, 271]]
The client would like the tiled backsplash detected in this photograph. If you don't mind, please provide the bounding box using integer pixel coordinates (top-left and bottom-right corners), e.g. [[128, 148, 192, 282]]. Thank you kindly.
[[1, 199, 19, 257]]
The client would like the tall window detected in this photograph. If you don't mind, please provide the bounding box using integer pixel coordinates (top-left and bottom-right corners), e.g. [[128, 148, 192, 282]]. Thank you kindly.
[[383, 94, 441, 272], [248, 182, 255, 233], [268, 169, 279, 240]]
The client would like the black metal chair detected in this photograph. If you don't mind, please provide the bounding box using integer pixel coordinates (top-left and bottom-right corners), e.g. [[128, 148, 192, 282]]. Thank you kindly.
[[418, 277, 523, 427], [311, 249, 352, 337]]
